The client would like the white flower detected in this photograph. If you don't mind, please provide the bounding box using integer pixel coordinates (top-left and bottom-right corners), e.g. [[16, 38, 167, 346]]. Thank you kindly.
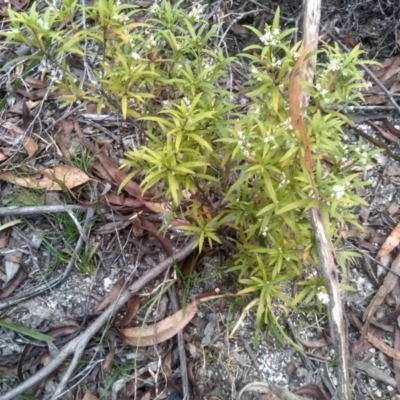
[[264, 136, 273, 144], [131, 52, 140, 60], [327, 58, 340, 72], [317, 291, 330, 305], [260, 32, 275, 45], [188, 2, 203, 21], [250, 66, 258, 75], [332, 184, 345, 199], [183, 97, 191, 107], [259, 26, 279, 46], [320, 89, 329, 98], [149, 2, 159, 13]]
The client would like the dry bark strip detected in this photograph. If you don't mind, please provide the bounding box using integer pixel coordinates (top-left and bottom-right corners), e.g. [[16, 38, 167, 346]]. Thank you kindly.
[[1, 237, 197, 400], [291, 0, 351, 398]]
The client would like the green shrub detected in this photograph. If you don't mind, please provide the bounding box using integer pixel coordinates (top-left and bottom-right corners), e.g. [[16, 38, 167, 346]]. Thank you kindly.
[[1, 0, 380, 343]]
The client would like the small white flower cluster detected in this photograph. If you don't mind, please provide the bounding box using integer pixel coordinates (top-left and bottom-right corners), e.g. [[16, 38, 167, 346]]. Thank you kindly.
[[277, 172, 290, 188], [332, 184, 345, 199], [317, 290, 330, 305], [50, 68, 63, 84], [259, 226, 268, 237], [38, 58, 52, 73], [250, 65, 262, 81], [237, 129, 254, 158], [271, 56, 281, 68], [37, 19, 50, 31], [131, 52, 141, 60], [183, 97, 191, 107], [260, 27, 280, 46], [292, 51, 300, 60], [264, 135, 274, 144], [149, 2, 160, 14], [253, 105, 261, 115], [202, 57, 214, 78], [111, 9, 129, 23], [146, 34, 157, 49], [188, 2, 203, 22], [315, 82, 330, 101], [327, 57, 341, 72]]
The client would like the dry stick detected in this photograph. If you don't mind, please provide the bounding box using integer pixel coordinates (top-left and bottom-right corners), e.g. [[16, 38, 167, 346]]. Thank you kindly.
[[0, 204, 89, 216], [2, 237, 197, 400], [301, 1, 351, 399], [0, 208, 95, 310], [168, 285, 190, 400]]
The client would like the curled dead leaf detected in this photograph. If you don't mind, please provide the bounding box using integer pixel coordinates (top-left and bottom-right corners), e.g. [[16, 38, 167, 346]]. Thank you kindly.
[[377, 222, 400, 259], [0, 164, 90, 191], [120, 299, 199, 346]]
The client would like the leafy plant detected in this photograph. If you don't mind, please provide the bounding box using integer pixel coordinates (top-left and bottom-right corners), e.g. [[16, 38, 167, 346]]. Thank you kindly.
[[1, 0, 379, 343]]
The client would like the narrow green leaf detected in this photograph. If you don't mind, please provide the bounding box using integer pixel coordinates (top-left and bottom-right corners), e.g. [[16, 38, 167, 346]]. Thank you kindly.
[[0, 320, 54, 343]]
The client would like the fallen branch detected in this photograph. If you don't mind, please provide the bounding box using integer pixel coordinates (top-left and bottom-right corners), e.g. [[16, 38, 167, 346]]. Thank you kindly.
[[1, 237, 197, 400]]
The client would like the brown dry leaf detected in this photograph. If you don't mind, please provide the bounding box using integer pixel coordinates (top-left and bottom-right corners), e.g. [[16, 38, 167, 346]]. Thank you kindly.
[[384, 119, 400, 138], [390, 79, 400, 93], [373, 55, 400, 82], [340, 229, 368, 240], [288, 41, 319, 182], [1, 120, 37, 157], [367, 120, 399, 144], [56, 119, 74, 160], [16, 87, 71, 100], [102, 349, 115, 372], [377, 223, 400, 259], [365, 94, 384, 105], [232, 23, 249, 36], [387, 202, 400, 216], [24, 76, 49, 89], [0, 0, 29, 16], [296, 336, 333, 349], [115, 295, 140, 327], [363, 253, 400, 327], [120, 299, 199, 346], [106, 192, 143, 209], [0, 164, 90, 191], [96, 277, 126, 312], [97, 153, 143, 200], [22, 137, 38, 158], [8, 99, 40, 115], [82, 393, 99, 400], [0, 257, 27, 299], [139, 217, 176, 256], [366, 331, 400, 361]]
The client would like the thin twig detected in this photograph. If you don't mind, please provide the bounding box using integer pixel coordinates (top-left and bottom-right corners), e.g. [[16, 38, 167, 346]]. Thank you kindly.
[[0, 204, 90, 216], [1, 237, 196, 400], [168, 285, 190, 400]]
